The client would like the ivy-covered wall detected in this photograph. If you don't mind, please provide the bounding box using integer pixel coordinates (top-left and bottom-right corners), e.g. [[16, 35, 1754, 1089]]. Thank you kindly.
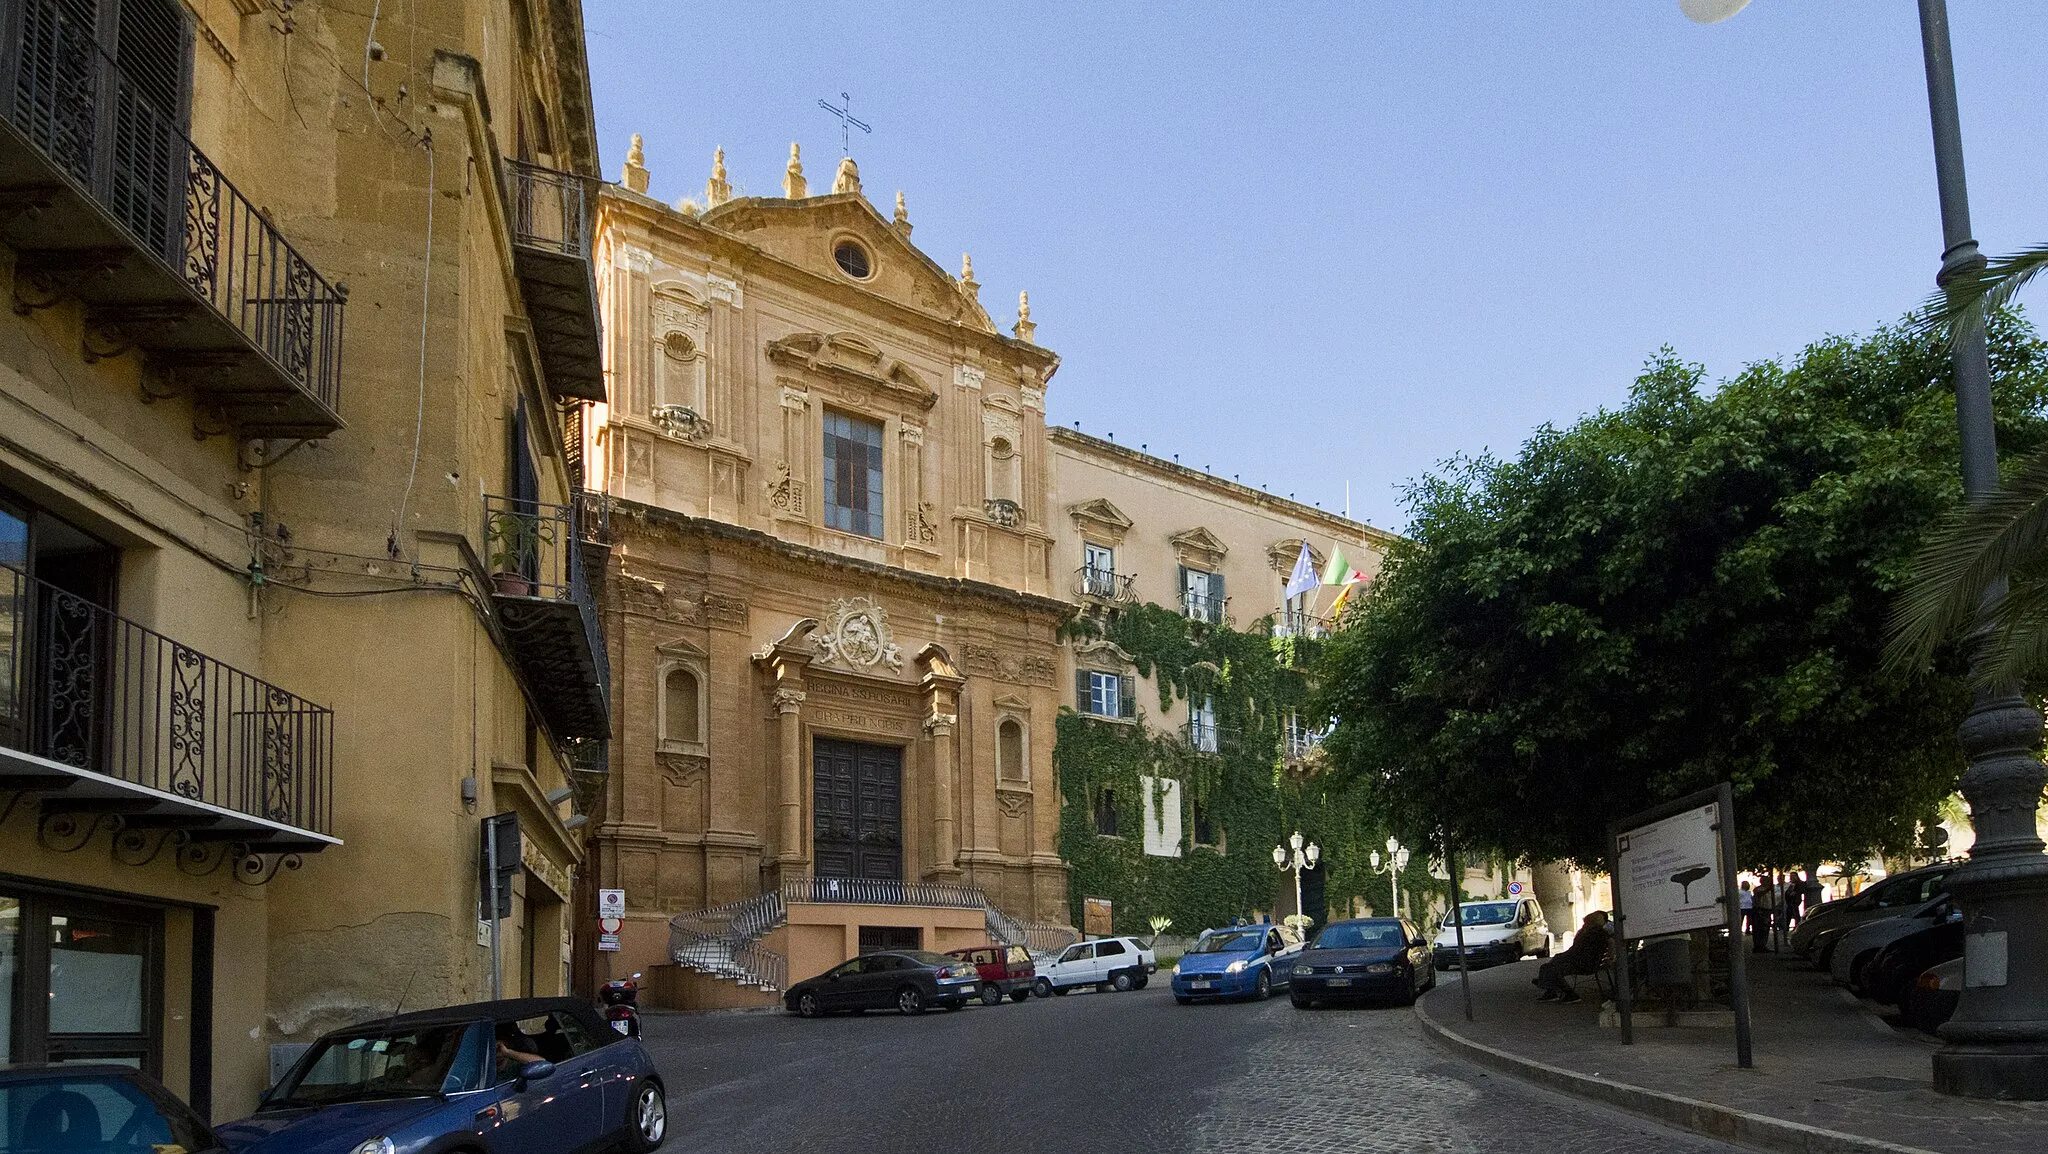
[[1055, 604, 1442, 937]]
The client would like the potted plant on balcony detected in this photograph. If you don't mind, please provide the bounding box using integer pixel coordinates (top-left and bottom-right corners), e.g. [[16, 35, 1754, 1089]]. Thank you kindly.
[[486, 509, 551, 597]]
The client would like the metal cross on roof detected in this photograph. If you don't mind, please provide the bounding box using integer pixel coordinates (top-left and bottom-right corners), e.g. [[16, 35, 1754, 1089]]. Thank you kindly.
[[817, 91, 871, 154]]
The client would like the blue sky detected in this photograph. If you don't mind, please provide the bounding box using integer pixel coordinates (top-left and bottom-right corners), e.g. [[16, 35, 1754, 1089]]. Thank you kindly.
[[582, 2, 2048, 533]]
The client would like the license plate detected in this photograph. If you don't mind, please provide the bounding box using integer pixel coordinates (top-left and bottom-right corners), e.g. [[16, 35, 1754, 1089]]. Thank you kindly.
[[611, 1020, 631, 1035], [1190, 980, 1214, 990], [1326, 978, 1352, 987]]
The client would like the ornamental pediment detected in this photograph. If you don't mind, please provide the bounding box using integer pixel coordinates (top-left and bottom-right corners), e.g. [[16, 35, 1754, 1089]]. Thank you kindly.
[[1268, 538, 1325, 574], [766, 330, 936, 410], [1068, 498, 1133, 545], [1169, 527, 1228, 570]]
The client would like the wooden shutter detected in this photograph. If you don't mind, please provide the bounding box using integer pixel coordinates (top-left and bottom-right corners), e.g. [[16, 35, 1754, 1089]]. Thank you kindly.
[[1212, 569, 1226, 611], [1076, 669, 1092, 713], [1118, 673, 1135, 718]]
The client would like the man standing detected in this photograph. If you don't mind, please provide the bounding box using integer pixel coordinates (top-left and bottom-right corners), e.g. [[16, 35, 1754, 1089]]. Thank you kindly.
[[1534, 911, 1612, 1004], [1753, 876, 1778, 952]]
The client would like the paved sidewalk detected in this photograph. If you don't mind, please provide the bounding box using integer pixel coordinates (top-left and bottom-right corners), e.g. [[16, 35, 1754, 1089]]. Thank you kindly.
[[1414, 951, 2048, 1154]]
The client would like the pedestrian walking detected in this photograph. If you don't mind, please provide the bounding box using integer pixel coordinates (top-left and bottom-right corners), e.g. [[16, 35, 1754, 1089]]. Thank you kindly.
[[1739, 879, 1756, 937], [1752, 877, 1777, 952]]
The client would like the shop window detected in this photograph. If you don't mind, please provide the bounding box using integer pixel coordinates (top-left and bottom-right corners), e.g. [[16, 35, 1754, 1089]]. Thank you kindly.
[[998, 718, 1026, 781], [662, 666, 702, 746], [1093, 787, 1118, 836]]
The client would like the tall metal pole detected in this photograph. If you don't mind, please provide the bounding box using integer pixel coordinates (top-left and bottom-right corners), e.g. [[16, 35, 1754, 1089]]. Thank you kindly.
[[1447, 841, 1473, 1022], [1715, 783, 1754, 1069], [1917, 0, 2048, 1100], [1389, 863, 1400, 921]]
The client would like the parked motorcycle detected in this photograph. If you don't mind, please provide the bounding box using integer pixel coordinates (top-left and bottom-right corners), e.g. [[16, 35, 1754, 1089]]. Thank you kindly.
[[600, 972, 644, 1037]]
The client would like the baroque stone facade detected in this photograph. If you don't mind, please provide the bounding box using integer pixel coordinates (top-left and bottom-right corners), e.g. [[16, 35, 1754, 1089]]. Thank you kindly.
[[589, 147, 1071, 979]]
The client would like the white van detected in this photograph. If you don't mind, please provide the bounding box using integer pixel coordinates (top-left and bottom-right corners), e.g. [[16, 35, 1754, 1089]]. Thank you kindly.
[[1430, 898, 1550, 970]]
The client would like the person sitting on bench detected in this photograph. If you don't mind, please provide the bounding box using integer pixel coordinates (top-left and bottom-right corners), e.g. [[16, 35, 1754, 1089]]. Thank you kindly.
[[1534, 910, 1611, 1004]]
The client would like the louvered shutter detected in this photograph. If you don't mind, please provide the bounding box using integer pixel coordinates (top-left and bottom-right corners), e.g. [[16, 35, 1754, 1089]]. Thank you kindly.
[[1119, 673, 1135, 718], [1077, 669, 1092, 713]]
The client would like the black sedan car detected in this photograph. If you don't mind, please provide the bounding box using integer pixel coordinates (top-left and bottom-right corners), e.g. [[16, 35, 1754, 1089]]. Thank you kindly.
[[785, 950, 983, 1016], [1288, 918, 1436, 1008], [217, 997, 666, 1154], [1863, 917, 1965, 1006], [0, 1064, 226, 1152]]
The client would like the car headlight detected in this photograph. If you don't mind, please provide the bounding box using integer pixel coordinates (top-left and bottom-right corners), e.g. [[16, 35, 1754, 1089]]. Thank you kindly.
[[1365, 963, 1393, 974], [1225, 959, 1247, 974], [350, 1140, 396, 1154], [1171, 963, 1181, 976], [1293, 964, 1311, 975]]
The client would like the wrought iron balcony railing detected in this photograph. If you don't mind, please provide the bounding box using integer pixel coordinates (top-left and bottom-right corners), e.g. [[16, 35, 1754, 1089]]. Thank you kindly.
[[1181, 590, 1230, 626], [1187, 715, 1220, 754], [0, 564, 333, 844], [484, 495, 610, 740], [504, 158, 605, 402], [1075, 565, 1136, 603], [0, 0, 346, 436], [1273, 609, 1330, 639]]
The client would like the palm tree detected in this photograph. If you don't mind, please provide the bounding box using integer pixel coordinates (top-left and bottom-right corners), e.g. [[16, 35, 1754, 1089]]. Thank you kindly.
[[1889, 245, 2048, 685]]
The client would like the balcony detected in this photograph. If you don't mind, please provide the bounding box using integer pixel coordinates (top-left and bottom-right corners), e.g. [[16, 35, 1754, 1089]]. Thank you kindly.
[[504, 158, 604, 402], [1187, 715, 1219, 754], [1181, 590, 1230, 626], [0, 0, 345, 437], [1074, 565, 1136, 604], [1273, 609, 1330, 640], [485, 495, 609, 740], [0, 565, 335, 852]]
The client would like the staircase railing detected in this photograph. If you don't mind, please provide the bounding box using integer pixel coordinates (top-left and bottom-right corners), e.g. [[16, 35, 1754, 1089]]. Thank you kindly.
[[666, 878, 1077, 991]]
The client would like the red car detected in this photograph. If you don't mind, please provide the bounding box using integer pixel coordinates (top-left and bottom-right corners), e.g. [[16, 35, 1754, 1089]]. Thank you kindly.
[[948, 944, 1037, 1004]]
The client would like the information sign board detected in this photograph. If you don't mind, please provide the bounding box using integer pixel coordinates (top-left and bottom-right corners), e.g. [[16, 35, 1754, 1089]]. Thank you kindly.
[[1615, 801, 1724, 940], [598, 889, 626, 918]]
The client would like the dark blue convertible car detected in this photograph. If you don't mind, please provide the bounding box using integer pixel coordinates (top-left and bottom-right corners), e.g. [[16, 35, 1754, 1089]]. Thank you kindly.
[[217, 997, 666, 1154]]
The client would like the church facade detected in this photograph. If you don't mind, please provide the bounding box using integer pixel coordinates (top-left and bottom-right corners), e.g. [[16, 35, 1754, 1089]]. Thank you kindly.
[[587, 143, 1073, 989]]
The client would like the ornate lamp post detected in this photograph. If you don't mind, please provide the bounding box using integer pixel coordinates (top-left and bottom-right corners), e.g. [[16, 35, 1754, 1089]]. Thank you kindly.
[[1370, 837, 1411, 918], [1690, 0, 2048, 1099], [1273, 832, 1320, 928]]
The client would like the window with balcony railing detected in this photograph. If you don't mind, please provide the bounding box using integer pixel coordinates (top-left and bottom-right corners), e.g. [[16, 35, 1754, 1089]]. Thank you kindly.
[[1283, 711, 1330, 760], [1179, 565, 1227, 625], [1188, 696, 1219, 753]]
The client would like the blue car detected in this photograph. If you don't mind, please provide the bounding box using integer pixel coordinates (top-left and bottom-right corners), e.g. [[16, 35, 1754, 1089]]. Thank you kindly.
[[1171, 924, 1300, 1002], [218, 997, 666, 1154]]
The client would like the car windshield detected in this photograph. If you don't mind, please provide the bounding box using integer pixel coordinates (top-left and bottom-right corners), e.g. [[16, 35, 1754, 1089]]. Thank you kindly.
[[1189, 929, 1265, 954], [268, 1022, 486, 1107], [1444, 903, 1517, 927], [1312, 923, 1407, 950]]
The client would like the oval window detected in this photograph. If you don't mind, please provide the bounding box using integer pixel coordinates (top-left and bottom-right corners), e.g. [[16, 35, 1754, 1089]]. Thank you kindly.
[[834, 240, 872, 279]]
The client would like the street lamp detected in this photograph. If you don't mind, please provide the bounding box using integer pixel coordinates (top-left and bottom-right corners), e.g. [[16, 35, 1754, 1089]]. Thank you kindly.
[[1693, 0, 2048, 1099], [1273, 831, 1320, 930], [1369, 836, 1411, 918]]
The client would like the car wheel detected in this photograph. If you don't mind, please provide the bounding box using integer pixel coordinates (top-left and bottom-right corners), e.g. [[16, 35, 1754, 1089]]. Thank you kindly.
[[1289, 994, 1312, 1010], [1421, 966, 1438, 993], [796, 992, 821, 1018], [1254, 969, 1272, 1000], [1848, 951, 1878, 996], [1111, 970, 1134, 992], [1009, 989, 1031, 1003], [896, 985, 926, 1015], [1034, 977, 1054, 998], [627, 1081, 668, 1151], [982, 985, 1004, 1006]]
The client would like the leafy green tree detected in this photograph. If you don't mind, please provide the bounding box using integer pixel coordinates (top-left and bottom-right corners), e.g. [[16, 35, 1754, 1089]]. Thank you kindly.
[[1319, 320, 2048, 869]]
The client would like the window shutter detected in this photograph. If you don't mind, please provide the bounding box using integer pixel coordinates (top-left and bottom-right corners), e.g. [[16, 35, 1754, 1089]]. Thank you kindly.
[[1177, 565, 1188, 599], [1212, 569, 1226, 608], [1077, 669, 1092, 713], [1119, 674, 1136, 718]]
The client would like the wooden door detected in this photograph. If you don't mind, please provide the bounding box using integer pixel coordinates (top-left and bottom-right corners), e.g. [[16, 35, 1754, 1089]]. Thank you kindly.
[[813, 739, 902, 880]]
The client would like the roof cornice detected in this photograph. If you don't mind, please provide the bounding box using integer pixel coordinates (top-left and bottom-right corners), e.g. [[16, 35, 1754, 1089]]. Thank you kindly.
[[1050, 426, 1400, 546]]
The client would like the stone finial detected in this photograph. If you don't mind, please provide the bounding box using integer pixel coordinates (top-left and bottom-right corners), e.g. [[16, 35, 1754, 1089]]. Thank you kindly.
[[782, 142, 808, 199], [622, 132, 649, 194], [958, 252, 979, 298], [832, 155, 862, 195], [1014, 291, 1036, 343], [892, 190, 912, 238], [704, 146, 731, 207]]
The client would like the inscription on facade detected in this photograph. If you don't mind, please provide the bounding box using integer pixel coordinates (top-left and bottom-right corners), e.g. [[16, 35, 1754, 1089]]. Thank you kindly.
[[812, 708, 916, 737]]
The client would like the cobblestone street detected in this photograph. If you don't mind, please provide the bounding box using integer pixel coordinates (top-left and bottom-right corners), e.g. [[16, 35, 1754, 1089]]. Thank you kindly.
[[640, 985, 1746, 1154]]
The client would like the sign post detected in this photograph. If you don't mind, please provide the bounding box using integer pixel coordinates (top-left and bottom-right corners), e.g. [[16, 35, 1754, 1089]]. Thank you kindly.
[[597, 889, 626, 956], [1611, 783, 1752, 1067]]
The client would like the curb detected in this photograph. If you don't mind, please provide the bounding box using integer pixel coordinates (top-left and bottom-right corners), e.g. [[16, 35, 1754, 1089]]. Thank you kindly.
[[1412, 996, 1941, 1154]]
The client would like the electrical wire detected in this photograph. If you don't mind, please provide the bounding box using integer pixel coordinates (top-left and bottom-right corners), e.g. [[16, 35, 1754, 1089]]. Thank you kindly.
[[393, 131, 435, 554]]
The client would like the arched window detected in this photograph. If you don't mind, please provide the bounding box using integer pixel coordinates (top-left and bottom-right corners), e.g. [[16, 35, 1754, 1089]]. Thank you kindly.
[[663, 667, 701, 745], [998, 719, 1025, 781]]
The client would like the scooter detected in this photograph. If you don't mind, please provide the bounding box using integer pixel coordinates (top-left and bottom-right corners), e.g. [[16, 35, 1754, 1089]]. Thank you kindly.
[[600, 972, 643, 1037]]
